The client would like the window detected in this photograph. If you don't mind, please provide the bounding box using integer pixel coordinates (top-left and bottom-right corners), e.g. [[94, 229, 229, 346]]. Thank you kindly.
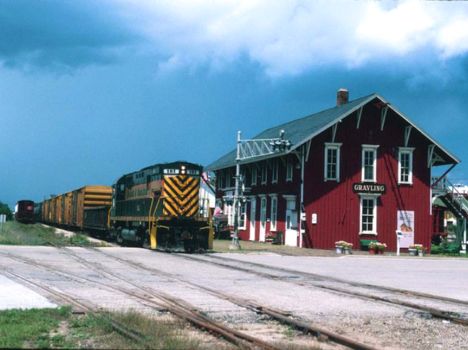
[[362, 145, 378, 182], [225, 169, 231, 188], [398, 147, 414, 184], [217, 172, 224, 189], [272, 160, 278, 184], [324, 143, 341, 181], [286, 160, 293, 181], [270, 196, 277, 231], [251, 167, 257, 186], [241, 169, 247, 187], [261, 164, 267, 184], [260, 197, 267, 226], [360, 197, 377, 234], [239, 203, 247, 229]]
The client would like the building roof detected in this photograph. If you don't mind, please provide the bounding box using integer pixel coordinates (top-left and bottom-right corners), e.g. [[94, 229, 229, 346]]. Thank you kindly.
[[206, 93, 459, 171]]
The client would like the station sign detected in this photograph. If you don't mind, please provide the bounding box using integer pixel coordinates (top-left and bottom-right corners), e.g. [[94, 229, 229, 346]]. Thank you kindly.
[[352, 183, 386, 195]]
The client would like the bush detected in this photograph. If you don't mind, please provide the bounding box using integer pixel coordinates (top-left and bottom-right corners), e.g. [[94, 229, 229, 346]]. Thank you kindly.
[[0, 201, 12, 220], [431, 239, 461, 255]]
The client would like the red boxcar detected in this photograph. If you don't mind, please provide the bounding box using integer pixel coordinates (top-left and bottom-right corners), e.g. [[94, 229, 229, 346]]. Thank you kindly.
[[15, 200, 35, 223]]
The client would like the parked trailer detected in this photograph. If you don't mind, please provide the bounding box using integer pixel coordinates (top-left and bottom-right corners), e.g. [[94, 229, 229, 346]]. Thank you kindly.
[[15, 200, 35, 223]]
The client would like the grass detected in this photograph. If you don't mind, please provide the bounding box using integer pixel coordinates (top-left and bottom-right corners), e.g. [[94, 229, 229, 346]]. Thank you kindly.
[[0, 307, 72, 349], [0, 307, 205, 349], [0, 221, 101, 247]]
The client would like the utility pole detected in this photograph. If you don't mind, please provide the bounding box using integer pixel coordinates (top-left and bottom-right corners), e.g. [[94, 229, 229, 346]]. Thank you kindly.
[[230, 131, 242, 250], [229, 130, 291, 250]]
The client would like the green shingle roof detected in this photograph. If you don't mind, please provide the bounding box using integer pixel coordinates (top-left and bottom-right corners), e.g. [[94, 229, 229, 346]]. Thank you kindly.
[[206, 93, 459, 171]]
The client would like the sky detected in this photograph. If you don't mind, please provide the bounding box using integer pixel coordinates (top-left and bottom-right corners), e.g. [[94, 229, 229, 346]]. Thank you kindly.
[[1, 0, 468, 208]]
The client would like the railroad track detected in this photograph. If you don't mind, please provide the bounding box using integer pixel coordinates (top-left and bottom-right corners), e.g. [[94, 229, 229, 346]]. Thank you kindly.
[[0, 250, 282, 350], [176, 253, 468, 326], [1, 269, 148, 345], [9, 245, 468, 348], [78, 247, 378, 350]]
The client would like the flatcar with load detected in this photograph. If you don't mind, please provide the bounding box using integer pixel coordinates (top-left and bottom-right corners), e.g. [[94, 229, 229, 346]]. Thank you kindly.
[[109, 161, 213, 252], [15, 200, 35, 223]]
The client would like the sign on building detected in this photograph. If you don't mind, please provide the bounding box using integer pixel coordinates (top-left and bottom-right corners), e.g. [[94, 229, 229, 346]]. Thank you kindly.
[[397, 210, 414, 248], [352, 183, 386, 195]]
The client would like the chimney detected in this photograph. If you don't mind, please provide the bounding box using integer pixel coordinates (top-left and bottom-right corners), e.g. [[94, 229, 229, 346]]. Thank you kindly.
[[336, 88, 349, 106]]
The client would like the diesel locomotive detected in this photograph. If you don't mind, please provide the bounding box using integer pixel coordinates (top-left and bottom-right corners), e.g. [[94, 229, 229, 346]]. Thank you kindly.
[[37, 161, 213, 252], [108, 161, 212, 252]]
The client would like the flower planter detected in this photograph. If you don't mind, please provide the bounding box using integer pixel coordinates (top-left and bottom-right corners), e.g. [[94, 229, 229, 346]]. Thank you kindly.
[[378, 249, 385, 255], [408, 248, 417, 256], [368, 248, 376, 255], [418, 250, 424, 257], [343, 248, 351, 255], [335, 246, 343, 254]]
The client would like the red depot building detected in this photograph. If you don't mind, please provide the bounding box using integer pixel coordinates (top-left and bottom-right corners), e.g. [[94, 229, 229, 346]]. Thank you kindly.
[[207, 90, 459, 252]]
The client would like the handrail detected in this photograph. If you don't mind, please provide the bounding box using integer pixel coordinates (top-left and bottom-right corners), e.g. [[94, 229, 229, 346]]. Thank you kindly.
[[439, 178, 468, 216]]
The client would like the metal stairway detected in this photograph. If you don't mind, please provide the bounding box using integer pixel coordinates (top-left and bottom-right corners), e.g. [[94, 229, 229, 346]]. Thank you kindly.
[[432, 177, 468, 253]]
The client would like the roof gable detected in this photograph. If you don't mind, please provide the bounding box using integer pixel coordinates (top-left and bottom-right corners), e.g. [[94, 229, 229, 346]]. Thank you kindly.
[[206, 93, 459, 171]]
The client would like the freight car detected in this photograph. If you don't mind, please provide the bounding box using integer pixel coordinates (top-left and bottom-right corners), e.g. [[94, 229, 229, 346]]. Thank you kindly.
[[107, 161, 213, 252], [41, 186, 112, 230], [15, 200, 35, 223]]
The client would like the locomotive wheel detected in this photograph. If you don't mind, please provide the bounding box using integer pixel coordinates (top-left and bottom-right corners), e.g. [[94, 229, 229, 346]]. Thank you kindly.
[[116, 232, 124, 246]]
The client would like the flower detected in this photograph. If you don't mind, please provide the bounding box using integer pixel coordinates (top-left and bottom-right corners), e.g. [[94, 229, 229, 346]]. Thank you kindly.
[[335, 240, 352, 249], [335, 240, 347, 247], [377, 242, 387, 250], [409, 244, 424, 251], [369, 241, 386, 250]]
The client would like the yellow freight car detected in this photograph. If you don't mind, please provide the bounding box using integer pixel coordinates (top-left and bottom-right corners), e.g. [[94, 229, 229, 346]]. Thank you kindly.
[[39, 185, 112, 230]]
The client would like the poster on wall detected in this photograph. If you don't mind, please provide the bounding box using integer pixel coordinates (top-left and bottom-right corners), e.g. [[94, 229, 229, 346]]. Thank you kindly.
[[397, 210, 414, 248]]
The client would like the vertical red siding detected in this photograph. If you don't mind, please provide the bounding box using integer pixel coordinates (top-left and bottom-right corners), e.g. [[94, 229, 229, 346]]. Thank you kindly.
[[304, 103, 432, 251], [215, 100, 441, 252]]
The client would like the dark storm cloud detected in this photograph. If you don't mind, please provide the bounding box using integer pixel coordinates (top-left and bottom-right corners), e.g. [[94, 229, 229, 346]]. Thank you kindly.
[[0, 0, 140, 70]]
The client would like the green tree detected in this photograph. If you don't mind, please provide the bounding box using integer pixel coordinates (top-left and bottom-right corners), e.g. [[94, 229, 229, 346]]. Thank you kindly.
[[0, 202, 13, 220]]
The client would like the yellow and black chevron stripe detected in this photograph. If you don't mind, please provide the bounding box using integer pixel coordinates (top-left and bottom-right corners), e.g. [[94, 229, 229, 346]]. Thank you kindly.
[[162, 175, 200, 217]]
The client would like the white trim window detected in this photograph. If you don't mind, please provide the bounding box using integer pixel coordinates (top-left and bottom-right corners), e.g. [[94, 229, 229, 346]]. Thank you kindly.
[[286, 160, 293, 182], [261, 163, 267, 184], [324, 143, 342, 182], [271, 160, 278, 184], [251, 167, 257, 186], [239, 203, 247, 229], [270, 196, 278, 231], [398, 147, 414, 184], [362, 145, 379, 182], [360, 196, 377, 234]]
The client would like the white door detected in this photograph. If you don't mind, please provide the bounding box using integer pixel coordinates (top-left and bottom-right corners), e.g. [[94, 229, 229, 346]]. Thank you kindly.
[[249, 198, 256, 241], [285, 199, 298, 246], [259, 197, 267, 242]]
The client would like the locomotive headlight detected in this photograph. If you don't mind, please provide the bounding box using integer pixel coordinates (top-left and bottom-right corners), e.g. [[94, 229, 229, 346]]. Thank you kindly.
[[181, 165, 186, 174]]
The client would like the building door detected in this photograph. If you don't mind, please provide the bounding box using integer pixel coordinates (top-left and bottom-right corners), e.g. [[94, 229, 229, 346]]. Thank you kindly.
[[249, 198, 256, 241], [285, 199, 298, 246], [259, 197, 267, 242]]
